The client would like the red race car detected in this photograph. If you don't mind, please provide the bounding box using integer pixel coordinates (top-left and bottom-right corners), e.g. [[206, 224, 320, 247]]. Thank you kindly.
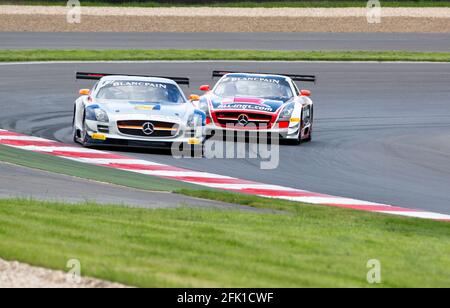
[[196, 71, 315, 144]]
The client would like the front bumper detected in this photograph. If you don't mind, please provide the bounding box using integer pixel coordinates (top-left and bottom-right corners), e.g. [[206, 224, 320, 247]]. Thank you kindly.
[[84, 118, 204, 149], [205, 123, 301, 140], [85, 133, 204, 149]]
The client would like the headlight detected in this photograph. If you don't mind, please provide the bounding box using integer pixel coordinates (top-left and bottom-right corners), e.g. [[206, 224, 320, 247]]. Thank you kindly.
[[95, 109, 109, 123], [279, 103, 295, 121], [86, 106, 109, 123]]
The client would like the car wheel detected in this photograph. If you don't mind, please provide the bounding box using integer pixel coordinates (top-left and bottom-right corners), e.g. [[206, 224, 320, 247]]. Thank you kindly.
[[303, 127, 312, 143], [73, 127, 79, 144], [77, 112, 89, 147], [72, 106, 80, 144], [303, 107, 313, 143]]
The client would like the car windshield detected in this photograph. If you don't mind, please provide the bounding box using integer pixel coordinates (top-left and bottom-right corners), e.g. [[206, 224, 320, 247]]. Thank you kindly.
[[214, 76, 293, 99], [96, 80, 184, 103]]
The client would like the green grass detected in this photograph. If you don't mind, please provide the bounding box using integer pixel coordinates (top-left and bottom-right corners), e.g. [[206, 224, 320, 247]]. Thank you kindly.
[[2, 49, 450, 63], [0, 198, 449, 287], [3, 1, 450, 8]]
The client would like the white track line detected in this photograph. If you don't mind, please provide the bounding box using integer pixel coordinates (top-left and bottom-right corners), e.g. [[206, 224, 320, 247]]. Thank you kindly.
[[377, 211, 450, 220]]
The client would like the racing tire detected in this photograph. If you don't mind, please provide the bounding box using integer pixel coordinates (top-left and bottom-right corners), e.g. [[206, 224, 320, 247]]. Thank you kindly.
[[76, 112, 89, 147], [302, 107, 313, 143], [72, 106, 80, 144], [303, 128, 312, 143], [73, 127, 79, 144]]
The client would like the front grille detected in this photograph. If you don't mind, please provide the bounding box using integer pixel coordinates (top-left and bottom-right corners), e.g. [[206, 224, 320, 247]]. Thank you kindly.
[[117, 120, 179, 138], [214, 112, 273, 129]]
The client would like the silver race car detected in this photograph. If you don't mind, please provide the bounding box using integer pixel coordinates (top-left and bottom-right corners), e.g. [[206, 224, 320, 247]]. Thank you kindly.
[[73, 72, 205, 149]]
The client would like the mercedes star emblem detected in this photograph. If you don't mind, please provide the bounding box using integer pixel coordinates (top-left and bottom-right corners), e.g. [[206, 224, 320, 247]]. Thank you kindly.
[[142, 122, 155, 135], [237, 114, 250, 126]]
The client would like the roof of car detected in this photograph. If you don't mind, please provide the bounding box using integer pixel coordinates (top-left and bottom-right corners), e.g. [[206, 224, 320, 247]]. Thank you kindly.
[[99, 75, 179, 85]]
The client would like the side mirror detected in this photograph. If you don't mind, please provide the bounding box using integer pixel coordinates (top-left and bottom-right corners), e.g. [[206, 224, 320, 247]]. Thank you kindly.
[[199, 85, 211, 92], [300, 90, 311, 97], [189, 94, 200, 101], [79, 89, 90, 96]]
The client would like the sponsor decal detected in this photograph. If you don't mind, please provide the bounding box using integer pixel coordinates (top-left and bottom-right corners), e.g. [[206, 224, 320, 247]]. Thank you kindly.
[[103, 80, 168, 89], [91, 133, 106, 141], [216, 103, 273, 113], [134, 105, 154, 111], [188, 138, 201, 145], [224, 77, 281, 84]]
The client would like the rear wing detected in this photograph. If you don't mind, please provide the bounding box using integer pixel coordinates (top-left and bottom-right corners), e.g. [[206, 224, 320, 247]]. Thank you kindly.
[[212, 71, 316, 83], [76, 72, 190, 86]]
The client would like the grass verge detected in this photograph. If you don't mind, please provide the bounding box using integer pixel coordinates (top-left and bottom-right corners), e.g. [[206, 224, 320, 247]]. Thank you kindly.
[[0, 144, 202, 191], [1, 50, 450, 63], [3, 1, 450, 8], [0, 198, 449, 287]]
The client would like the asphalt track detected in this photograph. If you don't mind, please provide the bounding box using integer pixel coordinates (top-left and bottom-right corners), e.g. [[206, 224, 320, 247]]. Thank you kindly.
[[1, 32, 450, 51], [0, 61, 449, 215]]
